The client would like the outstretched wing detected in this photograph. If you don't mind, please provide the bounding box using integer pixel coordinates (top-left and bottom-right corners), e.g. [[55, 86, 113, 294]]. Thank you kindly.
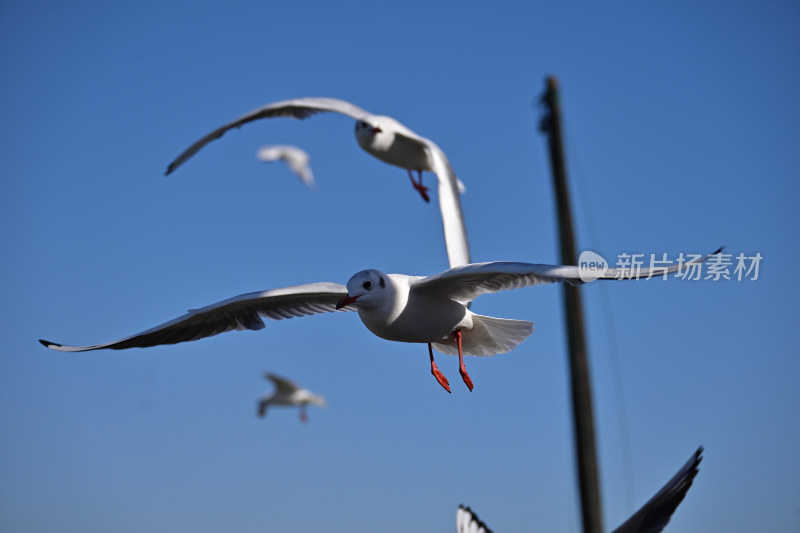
[[426, 139, 471, 268], [612, 446, 703, 533], [456, 504, 493, 533], [39, 282, 353, 352], [264, 373, 300, 394], [412, 248, 722, 304], [166, 97, 372, 175]]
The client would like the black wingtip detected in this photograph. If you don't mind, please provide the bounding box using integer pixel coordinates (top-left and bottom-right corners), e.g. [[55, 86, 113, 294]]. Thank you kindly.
[[458, 504, 493, 533], [39, 339, 58, 348], [694, 445, 704, 464], [164, 166, 174, 176], [713, 246, 726, 255]]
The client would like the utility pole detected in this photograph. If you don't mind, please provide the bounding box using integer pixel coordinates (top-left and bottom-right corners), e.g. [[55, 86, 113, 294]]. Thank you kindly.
[[539, 76, 604, 533]]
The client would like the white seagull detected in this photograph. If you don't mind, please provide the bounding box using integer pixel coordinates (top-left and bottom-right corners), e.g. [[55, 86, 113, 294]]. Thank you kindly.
[[39, 251, 719, 393], [258, 372, 326, 423], [165, 97, 471, 267], [455, 446, 702, 533], [256, 145, 315, 188]]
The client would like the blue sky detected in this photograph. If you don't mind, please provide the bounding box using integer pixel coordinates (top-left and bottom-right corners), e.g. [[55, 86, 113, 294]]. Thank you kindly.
[[1, 1, 798, 532]]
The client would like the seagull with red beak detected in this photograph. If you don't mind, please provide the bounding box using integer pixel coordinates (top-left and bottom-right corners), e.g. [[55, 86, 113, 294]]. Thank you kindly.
[[165, 97, 471, 267], [39, 250, 720, 393]]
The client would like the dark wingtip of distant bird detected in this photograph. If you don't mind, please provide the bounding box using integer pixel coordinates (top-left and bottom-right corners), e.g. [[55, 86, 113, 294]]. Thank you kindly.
[[611, 445, 703, 533], [457, 504, 493, 533], [692, 445, 704, 471], [39, 339, 58, 348], [713, 245, 725, 255]]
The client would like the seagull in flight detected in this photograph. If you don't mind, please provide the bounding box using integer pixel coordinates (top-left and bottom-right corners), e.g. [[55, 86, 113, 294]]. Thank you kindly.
[[256, 145, 315, 188], [165, 97, 471, 267], [455, 446, 702, 533], [40, 251, 719, 393], [258, 372, 326, 423]]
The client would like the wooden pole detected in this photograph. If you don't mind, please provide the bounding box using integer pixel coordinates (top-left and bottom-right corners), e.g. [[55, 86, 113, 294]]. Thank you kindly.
[[539, 76, 604, 533]]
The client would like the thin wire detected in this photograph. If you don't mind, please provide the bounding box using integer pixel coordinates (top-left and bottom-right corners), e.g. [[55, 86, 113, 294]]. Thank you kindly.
[[562, 118, 636, 512]]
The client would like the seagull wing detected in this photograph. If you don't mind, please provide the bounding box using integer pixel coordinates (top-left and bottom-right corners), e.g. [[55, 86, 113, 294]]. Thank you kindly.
[[412, 261, 580, 303], [412, 249, 722, 303], [264, 373, 300, 395], [456, 504, 493, 533], [39, 281, 352, 352], [425, 139, 470, 267], [611, 446, 703, 533], [166, 97, 372, 175]]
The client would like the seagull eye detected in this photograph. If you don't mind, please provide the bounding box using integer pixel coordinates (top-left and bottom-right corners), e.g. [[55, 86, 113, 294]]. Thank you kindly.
[[363, 281, 372, 290]]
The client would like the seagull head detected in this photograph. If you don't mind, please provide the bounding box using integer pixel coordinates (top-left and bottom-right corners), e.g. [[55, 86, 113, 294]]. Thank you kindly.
[[355, 119, 382, 135], [354, 119, 388, 153], [336, 269, 390, 310]]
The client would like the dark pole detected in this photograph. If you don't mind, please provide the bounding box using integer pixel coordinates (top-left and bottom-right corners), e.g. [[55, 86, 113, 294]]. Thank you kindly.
[[539, 76, 604, 533]]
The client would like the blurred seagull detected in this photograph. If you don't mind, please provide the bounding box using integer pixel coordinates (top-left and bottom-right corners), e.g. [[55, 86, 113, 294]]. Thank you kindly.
[[456, 504, 492, 533], [258, 372, 326, 423], [39, 250, 719, 393], [256, 145, 315, 188], [456, 446, 703, 533], [165, 97, 470, 267]]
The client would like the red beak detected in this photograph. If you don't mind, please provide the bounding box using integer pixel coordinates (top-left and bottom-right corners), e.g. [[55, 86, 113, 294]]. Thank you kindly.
[[336, 294, 359, 309], [372, 126, 382, 133]]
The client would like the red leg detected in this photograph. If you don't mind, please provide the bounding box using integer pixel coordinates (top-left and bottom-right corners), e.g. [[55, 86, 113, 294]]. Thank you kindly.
[[455, 330, 473, 391], [299, 407, 308, 423], [407, 169, 430, 203], [429, 343, 450, 393]]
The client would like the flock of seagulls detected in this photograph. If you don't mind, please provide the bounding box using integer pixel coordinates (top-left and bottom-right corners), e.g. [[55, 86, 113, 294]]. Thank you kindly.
[[41, 95, 710, 530]]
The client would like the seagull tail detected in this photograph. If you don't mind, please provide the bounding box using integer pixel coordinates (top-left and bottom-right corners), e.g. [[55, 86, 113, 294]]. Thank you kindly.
[[433, 314, 534, 357]]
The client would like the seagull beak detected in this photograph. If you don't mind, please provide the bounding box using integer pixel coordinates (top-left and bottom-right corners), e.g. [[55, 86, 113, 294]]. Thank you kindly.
[[336, 294, 359, 309], [371, 126, 382, 134]]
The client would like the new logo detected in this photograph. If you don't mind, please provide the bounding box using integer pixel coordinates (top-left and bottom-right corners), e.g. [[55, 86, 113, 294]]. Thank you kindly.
[[578, 250, 608, 282]]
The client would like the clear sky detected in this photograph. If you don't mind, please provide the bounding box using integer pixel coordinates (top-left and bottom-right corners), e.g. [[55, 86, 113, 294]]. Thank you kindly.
[[1, 1, 798, 532]]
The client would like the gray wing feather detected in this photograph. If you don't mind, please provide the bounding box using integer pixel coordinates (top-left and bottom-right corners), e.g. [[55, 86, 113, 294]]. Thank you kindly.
[[265, 373, 300, 394], [414, 249, 722, 304], [39, 282, 352, 352], [412, 261, 586, 303], [166, 97, 372, 175]]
